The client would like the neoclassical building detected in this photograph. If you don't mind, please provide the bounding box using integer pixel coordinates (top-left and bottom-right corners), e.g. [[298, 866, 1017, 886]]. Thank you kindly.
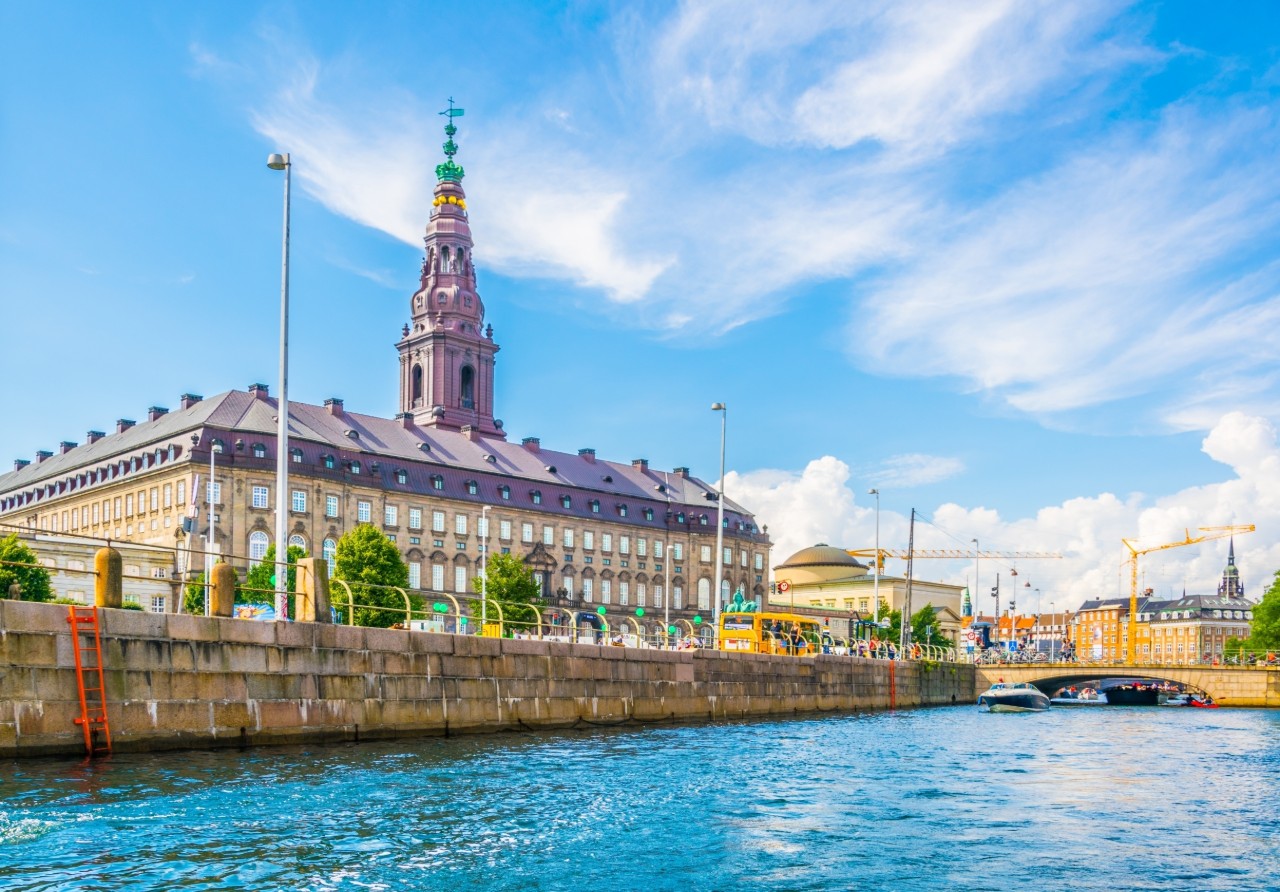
[[0, 117, 771, 630], [773, 544, 964, 645]]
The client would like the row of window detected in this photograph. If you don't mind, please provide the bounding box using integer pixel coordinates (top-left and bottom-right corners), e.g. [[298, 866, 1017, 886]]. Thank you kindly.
[[42, 481, 190, 533]]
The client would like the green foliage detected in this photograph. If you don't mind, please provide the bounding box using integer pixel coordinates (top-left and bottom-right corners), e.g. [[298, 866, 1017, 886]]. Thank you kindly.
[[0, 534, 53, 602], [911, 603, 946, 647], [120, 601, 144, 611], [471, 552, 543, 632], [241, 544, 307, 616], [1247, 569, 1280, 650], [184, 572, 207, 615], [333, 524, 409, 628]]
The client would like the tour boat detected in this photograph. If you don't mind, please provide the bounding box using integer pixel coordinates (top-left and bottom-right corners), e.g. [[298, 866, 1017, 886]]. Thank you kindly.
[[977, 682, 1050, 713], [1099, 682, 1160, 706]]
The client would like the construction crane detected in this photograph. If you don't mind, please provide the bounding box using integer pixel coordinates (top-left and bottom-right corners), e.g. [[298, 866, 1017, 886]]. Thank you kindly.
[[847, 548, 1062, 574], [1121, 525, 1254, 664]]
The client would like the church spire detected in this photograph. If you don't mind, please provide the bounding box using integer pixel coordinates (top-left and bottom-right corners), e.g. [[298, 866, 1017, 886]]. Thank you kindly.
[[1218, 536, 1243, 599], [396, 103, 503, 438]]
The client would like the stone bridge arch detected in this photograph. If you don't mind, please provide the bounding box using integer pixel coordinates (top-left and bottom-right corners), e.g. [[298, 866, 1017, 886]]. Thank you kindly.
[[975, 664, 1280, 707]]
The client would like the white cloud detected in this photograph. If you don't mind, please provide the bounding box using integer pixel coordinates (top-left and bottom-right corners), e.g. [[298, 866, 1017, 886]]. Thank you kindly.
[[868, 454, 965, 488], [731, 413, 1280, 612], [856, 104, 1280, 428]]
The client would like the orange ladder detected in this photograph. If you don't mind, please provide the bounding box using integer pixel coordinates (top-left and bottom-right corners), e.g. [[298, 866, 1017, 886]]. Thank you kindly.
[[66, 605, 112, 756]]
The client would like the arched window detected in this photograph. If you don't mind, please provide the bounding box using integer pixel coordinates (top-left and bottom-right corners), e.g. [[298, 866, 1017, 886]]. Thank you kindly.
[[460, 365, 475, 409], [251, 443, 267, 458], [248, 531, 269, 566], [697, 578, 711, 611], [411, 364, 423, 405], [720, 579, 730, 606], [288, 534, 307, 554], [322, 538, 337, 575]]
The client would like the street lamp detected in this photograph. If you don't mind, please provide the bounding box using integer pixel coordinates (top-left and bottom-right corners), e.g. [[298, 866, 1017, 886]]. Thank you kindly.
[[1050, 599, 1057, 661], [868, 489, 880, 622], [660, 473, 673, 636], [267, 152, 292, 621], [481, 505, 491, 631], [198, 434, 222, 618], [711, 402, 727, 642]]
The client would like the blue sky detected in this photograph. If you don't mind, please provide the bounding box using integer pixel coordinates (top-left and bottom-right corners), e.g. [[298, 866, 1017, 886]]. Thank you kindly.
[[3, 1, 1280, 611]]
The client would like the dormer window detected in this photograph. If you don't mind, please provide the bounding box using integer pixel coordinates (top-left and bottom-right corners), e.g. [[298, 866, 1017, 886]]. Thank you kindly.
[[290, 447, 303, 464], [561, 495, 571, 509], [643, 508, 654, 521], [700, 515, 708, 526], [676, 512, 685, 524], [499, 484, 511, 500], [531, 490, 542, 505], [590, 499, 600, 514], [431, 474, 445, 490], [618, 504, 628, 517], [252, 443, 267, 458], [396, 470, 408, 485], [466, 480, 478, 495], [350, 461, 361, 475], [323, 454, 335, 469]]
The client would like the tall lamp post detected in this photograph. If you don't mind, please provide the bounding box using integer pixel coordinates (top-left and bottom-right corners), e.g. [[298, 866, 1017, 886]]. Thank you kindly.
[[198, 434, 222, 617], [481, 505, 491, 631], [868, 489, 880, 623], [660, 473, 673, 636], [711, 402, 727, 641], [1050, 599, 1057, 661], [267, 152, 292, 621]]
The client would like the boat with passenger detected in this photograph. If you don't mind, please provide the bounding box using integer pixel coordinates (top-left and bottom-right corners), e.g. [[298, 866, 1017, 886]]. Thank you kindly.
[[977, 682, 1050, 713], [1099, 680, 1161, 706], [1050, 686, 1106, 706]]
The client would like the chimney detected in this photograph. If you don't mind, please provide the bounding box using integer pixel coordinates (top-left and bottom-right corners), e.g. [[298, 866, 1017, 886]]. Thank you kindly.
[[632, 458, 649, 472], [35, 450, 53, 464], [59, 441, 77, 455], [673, 466, 689, 478], [522, 437, 541, 452], [86, 430, 105, 444], [179, 393, 203, 410], [13, 459, 30, 472], [396, 412, 415, 429], [248, 383, 269, 400], [578, 448, 596, 463], [116, 419, 136, 434], [325, 397, 344, 416], [461, 424, 480, 442], [147, 406, 168, 422]]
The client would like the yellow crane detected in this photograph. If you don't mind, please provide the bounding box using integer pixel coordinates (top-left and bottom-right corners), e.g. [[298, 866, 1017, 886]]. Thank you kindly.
[[1121, 524, 1254, 664], [847, 548, 1062, 574]]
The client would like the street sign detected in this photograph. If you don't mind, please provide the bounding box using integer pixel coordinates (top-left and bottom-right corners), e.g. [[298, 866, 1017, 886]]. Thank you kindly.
[[777, 580, 791, 593]]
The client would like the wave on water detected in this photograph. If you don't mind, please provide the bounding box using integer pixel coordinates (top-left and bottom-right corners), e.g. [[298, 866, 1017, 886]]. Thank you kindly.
[[0, 813, 55, 845]]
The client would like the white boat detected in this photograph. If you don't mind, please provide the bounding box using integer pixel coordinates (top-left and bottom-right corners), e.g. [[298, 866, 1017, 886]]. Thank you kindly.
[[978, 682, 1051, 713]]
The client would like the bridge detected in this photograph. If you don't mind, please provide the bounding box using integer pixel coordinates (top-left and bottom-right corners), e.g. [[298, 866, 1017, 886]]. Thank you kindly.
[[974, 663, 1280, 707]]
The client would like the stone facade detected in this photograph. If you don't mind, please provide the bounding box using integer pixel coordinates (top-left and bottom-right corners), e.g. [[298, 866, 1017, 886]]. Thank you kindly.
[[0, 600, 973, 758]]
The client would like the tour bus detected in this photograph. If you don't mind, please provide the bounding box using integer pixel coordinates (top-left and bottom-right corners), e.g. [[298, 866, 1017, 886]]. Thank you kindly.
[[720, 611, 823, 656]]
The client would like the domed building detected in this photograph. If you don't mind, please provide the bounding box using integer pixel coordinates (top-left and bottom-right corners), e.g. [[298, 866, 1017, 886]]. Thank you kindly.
[[772, 543, 964, 646]]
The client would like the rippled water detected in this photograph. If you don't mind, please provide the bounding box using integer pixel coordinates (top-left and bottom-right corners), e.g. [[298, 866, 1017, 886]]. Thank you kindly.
[[2, 706, 1278, 891]]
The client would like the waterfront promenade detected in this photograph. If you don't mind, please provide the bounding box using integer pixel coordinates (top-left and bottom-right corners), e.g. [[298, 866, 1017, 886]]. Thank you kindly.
[[0, 600, 972, 758]]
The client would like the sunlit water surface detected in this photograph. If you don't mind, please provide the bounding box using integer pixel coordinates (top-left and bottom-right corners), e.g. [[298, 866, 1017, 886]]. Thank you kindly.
[[2, 706, 1277, 891]]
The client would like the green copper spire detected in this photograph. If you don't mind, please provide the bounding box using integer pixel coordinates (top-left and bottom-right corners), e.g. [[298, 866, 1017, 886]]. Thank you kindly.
[[436, 98, 465, 183]]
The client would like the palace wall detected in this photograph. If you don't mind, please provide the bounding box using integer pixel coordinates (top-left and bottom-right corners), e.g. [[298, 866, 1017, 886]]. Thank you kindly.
[[0, 600, 972, 758]]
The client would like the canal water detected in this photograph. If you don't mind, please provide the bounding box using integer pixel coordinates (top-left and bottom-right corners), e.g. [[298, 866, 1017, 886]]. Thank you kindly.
[[2, 706, 1278, 891]]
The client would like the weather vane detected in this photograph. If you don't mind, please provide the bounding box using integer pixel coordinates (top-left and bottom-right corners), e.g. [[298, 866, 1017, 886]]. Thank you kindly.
[[436, 98, 466, 182]]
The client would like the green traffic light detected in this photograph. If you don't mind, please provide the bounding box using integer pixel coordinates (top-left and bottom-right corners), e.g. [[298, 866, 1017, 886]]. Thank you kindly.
[[597, 606, 607, 616], [269, 574, 276, 586], [692, 615, 702, 625], [433, 602, 449, 613], [668, 625, 677, 635], [635, 607, 644, 617]]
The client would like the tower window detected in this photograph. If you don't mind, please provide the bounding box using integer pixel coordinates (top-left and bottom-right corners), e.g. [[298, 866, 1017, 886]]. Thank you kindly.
[[460, 365, 475, 410], [411, 364, 423, 405]]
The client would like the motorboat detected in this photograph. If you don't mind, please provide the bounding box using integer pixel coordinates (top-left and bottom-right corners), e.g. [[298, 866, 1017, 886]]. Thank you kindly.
[[1100, 682, 1160, 706], [1161, 693, 1190, 707], [978, 682, 1050, 713], [1050, 686, 1106, 706]]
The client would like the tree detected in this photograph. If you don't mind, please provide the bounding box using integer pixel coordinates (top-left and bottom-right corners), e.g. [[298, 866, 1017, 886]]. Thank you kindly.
[[1246, 569, 1280, 651], [0, 534, 53, 602], [471, 552, 542, 633], [183, 572, 207, 615], [910, 603, 946, 647], [333, 524, 409, 627], [241, 543, 307, 616]]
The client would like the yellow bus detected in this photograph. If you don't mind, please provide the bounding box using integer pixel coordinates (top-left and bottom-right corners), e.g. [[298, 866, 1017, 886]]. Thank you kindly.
[[719, 612, 822, 656]]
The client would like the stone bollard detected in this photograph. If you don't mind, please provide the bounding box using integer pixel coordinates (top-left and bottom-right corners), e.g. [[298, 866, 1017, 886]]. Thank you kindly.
[[210, 562, 237, 617], [94, 546, 123, 608], [294, 557, 332, 623]]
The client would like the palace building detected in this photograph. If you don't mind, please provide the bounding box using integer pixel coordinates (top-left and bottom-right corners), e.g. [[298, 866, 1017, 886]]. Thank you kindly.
[[0, 117, 771, 630]]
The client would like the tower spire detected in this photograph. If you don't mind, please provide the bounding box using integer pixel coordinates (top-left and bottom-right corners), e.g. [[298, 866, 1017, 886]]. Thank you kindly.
[[396, 102, 503, 438]]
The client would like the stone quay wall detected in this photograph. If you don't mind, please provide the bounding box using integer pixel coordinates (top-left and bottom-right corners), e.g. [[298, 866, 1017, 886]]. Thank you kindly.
[[1, 601, 974, 759]]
